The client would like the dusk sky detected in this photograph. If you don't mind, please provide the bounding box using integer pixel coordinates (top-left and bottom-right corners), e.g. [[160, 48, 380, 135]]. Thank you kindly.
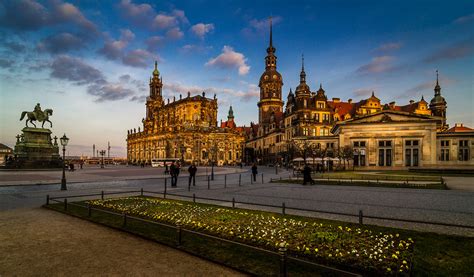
[[1, 0, 473, 157]]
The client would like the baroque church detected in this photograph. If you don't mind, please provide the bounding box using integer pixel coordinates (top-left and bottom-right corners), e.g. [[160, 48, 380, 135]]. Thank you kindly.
[[245, 20, 473, 169], [127, 62, 245, 165]]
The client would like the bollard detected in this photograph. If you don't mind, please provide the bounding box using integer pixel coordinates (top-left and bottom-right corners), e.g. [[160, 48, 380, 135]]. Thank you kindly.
[[88, 203, 92, 217], [275, 166, 278, 175], [64, 198, 68, 211], [262, 173, 264, 184], [176, 224, 182, 247], [232, 197, 235, 208], [46, 194, 50, 205], [279, 246, 288, 277], [359, 210, 363, 225], [239, 174, 241, 186], [101, 191, 104, 200], [224, 175, 227, 188], [140, 188, 143, 196], [123, 213, 127, 227], [282, 202, 286, 215], [207, 175, 210, 189], [193, 193, 196, 203]]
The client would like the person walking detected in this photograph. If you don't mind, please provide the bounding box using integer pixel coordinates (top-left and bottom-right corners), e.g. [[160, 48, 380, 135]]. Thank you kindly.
[[251, 163, 258, 182], [164, 162, 169, 174], [188, 163, 197, 187], [302, 164, 315, 185], [170, 161, 177, 187]]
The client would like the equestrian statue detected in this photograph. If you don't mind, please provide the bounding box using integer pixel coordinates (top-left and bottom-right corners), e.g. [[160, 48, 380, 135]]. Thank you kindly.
[[20, 103, 53, 128]]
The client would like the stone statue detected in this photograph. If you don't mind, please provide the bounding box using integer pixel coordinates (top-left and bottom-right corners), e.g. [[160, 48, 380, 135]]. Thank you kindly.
[[20, 103, 53, 128]]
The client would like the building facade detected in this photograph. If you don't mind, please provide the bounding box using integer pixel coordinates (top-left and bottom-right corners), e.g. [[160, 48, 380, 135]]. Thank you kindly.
[[127, 62, 245, 165], [245, 21, 473, 169]]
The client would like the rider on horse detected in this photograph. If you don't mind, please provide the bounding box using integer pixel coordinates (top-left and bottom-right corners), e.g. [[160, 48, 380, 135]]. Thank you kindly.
[[34, 103, 43, 120]]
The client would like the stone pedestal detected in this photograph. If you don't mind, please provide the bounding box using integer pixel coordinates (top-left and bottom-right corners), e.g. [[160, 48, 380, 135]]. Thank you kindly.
[[12, 128, 61, 168]]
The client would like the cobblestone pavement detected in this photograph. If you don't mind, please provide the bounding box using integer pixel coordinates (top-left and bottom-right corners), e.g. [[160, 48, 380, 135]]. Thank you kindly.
[[1, 166, 473, 236]]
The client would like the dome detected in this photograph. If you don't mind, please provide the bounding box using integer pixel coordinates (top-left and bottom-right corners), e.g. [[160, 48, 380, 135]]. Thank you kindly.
[[295, 83, 310, 95], [430, 95, 446, 105], [259, 70, 282, 84]]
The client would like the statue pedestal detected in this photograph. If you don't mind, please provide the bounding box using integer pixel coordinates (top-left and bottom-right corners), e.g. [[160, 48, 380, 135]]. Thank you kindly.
[[12, 128, 61, 168]]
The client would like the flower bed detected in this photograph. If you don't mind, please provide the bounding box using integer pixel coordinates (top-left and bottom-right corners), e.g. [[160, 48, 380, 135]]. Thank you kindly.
[[88, 197, 413, 275]]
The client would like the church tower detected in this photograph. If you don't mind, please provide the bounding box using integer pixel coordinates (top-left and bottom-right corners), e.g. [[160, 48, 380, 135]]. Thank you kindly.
[[146, 61, 163, 120], [257, 17, 284, 128], [429, 70, 447, 129]]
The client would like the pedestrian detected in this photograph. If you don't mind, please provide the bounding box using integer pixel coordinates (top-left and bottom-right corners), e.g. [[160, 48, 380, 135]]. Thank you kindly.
[[164, 162, 169, 174], [188, 162, 197, 187], [240, 162, 243, 169], [302, 164, 315, 185], [69, 163, 75, 172], [251, 163, 258, 182], [170, 161, 177, 187], [80, 160, 83, 169]]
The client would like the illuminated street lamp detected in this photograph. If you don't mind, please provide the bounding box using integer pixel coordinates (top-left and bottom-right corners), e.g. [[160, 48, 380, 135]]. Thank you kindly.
[[60, 133, 69, 191], [100, 150, 106, 168]]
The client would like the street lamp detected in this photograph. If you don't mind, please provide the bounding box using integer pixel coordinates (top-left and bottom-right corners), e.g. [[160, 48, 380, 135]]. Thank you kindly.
[[60, 133, 69, 191], [210, 143, 217, 180], [100, 150, 106, 168]]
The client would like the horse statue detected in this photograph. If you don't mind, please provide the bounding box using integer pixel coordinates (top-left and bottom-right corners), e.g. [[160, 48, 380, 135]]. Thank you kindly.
[[20, 109, 54, 128]]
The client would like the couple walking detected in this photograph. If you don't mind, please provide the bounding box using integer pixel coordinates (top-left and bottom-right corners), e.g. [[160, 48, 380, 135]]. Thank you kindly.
[[169, 161, 198, 187]]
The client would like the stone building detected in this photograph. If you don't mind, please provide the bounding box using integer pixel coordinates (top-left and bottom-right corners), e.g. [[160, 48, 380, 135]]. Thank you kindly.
[[127, 62, 245, 165], [245, 20, 473, 169]]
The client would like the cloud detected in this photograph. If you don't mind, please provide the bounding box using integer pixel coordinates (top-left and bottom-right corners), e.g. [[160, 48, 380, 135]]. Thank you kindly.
[[87, 83, 135, 102], [153, 14, 178, 29], [206, 46, 250, 75], [179, 44, 213, 54], [117, 0, 154, 26], [453, 13, 474, 24], [130, 95, 147, 103], [50, 55, 105, 85], [353, 88, 376, 98], [190, 23, 214, 39], [98, 29, 135, 60], [171, 9, 189, 25], [145, 36, 165, 52], [3, 41, 26, 52], [163, 81, 258, 102], [122, 49, 157, 68], [398, 75, 457, 99], [374, 42, 402, 53], [49, 55, 143, 102], [0, 0, 97, 33], [37, 32, 85, 54], [423, 37, 474, 63], [166, 27, 184, 40], [0, 59, 14, 68], [356, 56, 395, 75], [242, 16, 282, 37]]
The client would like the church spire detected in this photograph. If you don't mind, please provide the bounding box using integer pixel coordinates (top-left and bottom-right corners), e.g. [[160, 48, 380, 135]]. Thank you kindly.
[[299, 54, 306, 83], [266, 16, 276, 55], [434, 69, 441, 96], [228, 105, 234, 121]]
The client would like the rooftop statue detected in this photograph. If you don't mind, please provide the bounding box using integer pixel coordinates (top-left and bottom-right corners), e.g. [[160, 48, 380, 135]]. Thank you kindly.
[[20, 103, 53, 128]]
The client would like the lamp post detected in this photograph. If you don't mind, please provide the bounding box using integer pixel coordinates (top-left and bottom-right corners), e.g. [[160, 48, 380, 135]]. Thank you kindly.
[[210, 143, 217, 180], [180, 144, 185, 164], [100, 150, 106, 168], [60, 134, 69, 191]]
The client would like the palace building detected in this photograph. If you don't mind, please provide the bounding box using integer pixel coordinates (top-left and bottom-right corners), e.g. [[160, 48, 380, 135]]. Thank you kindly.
[[127, 62, 245, 165], [245, 20, 473, 169]]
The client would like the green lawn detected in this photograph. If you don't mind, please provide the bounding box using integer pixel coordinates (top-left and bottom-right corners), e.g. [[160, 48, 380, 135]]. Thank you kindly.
[[309, 171, 441, 182], [273, 178, 447, 190], [45, 196, 473, 276]]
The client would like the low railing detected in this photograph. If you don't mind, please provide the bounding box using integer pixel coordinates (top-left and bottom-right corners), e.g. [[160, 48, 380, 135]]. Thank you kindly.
[[46, 191, 360, 277]]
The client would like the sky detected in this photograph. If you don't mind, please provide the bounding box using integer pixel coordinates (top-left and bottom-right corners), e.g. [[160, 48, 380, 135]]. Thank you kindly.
[[0, 0, 473, 157]]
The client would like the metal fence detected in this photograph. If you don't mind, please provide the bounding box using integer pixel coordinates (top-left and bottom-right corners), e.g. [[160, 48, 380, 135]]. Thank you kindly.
[[46, 190, 360, 277]]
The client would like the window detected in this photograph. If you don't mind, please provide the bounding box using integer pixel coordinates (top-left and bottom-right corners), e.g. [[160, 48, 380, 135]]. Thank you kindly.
[[378, 140, 392, 166], [405, 140, 419, 167], [353, 141, 366, 166], [459, 140, 470, 161], [304, 100, 307, 107], [315, 114, 320, 122], [323, 114, 329, 122], [318, 103, 324, 109], [440, 140, 450, 161], [303, 128, 309, 136]]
